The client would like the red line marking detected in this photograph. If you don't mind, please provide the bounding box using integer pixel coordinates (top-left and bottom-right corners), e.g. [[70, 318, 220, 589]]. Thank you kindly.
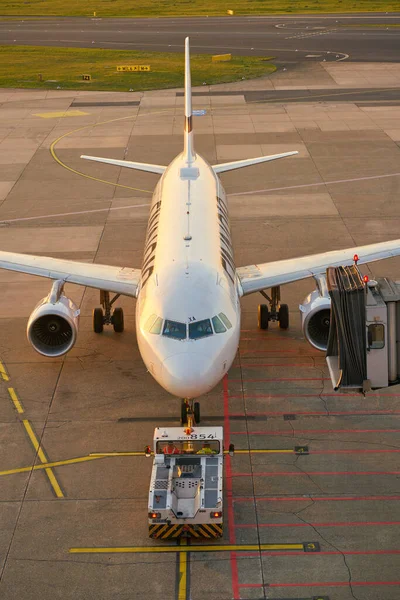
[[235, 363, 325, 368], [235, 520, 400, 529], [229, 377, 330, 382], [239, 350, 298, 354], [223, 374, 239, 600], [268, 581, 400, 588], [230, 410, 400, 417], [233, 428, 400, 435], [231, 470, 400, 477], [234, 495, 400, 503], [229, 392, 400, 398]]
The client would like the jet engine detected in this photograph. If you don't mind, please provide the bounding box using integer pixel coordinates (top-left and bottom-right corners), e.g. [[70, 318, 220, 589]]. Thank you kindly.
[[27, 280, 80, 357], [299, 275, 331, 352]]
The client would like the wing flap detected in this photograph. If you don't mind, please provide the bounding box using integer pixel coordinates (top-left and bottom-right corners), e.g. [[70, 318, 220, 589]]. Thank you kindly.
[[237, 239, 400, 296], [0, 251, 141, 297], [81, 155, 166, 175]]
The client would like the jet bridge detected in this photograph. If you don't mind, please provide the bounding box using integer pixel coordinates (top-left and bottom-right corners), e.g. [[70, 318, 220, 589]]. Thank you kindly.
[[326, 265, 400, 391]]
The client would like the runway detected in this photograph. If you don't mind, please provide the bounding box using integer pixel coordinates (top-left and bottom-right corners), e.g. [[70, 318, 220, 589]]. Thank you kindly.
[[1, 12, 400, 63]]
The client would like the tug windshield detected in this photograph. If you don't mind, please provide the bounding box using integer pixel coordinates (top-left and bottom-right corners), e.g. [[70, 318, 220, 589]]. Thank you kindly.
[[156, 439, 220, 455]]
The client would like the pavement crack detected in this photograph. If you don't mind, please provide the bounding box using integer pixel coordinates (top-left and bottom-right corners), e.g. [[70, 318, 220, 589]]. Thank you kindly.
[[294, 511, 361, 600]]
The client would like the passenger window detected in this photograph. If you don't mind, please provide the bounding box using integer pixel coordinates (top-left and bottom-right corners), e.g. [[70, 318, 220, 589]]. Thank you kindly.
[[219, 312, 232, 329], [150, 317, 163, 334], [163, 320, 186, 340], [212, 315, 226, 333], [189, 319, 213, 339], [144, 313, 157, 332], [368, 323, 385, 349]]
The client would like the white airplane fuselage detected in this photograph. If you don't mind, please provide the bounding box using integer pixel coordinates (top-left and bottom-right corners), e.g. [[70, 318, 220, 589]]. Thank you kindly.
[[136, 152, 241, 398]]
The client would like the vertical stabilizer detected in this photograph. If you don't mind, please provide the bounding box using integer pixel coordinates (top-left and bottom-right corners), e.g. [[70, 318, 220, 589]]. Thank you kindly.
[[184, 37, 195, 164]]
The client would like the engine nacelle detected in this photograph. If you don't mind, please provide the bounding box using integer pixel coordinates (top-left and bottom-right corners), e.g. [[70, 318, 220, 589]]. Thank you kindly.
[[27, 280, 80, 357], [299, 279, 331, 352]]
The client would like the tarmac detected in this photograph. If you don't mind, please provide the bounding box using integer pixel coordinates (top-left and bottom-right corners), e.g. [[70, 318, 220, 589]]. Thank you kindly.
[[0, 61, 399, 599]]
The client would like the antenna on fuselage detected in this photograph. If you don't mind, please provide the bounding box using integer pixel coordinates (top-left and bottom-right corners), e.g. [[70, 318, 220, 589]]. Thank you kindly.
[[184, 37, 195, 165]]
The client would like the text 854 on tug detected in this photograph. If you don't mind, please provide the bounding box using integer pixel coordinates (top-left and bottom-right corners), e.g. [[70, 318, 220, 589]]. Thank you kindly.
[[147, 424, 227, 539]]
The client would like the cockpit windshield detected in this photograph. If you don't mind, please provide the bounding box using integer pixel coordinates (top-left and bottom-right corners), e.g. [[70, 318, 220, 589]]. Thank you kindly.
[[189, 319, 213, 339], [162, 320, 186, 340], [145, 312, 233, 339]]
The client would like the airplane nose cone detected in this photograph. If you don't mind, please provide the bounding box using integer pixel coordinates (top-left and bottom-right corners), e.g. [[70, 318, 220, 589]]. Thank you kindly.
[[162, 353, 215, 398]]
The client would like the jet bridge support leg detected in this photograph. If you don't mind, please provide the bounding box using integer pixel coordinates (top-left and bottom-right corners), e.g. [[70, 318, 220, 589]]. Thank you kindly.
[[93, 291, 124, 333], [258, 286, 289, 330]]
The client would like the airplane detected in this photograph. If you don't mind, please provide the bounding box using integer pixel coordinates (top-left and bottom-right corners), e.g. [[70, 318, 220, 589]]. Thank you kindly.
[[1, 37, 400, 421]]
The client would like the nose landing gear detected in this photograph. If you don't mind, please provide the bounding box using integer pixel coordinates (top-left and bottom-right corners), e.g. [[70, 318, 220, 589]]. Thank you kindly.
[[258, 286, 289, 330], [93, 291, 125, 333], [181, 399, 201, 425]]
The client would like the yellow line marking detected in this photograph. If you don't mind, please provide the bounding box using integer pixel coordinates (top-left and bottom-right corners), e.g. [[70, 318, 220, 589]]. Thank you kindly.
[[49, 109, 177, 195], [8, 387, 23, 413], [90, 451, 147, 457], [0, 361, 9, 381], [70, 543, 304, 554], [34, 110, 89, 119], [90, 449, 294, 457], [178, 538, 188, 600], [0, 455, 104, 477], [22, 420, 64, 498]]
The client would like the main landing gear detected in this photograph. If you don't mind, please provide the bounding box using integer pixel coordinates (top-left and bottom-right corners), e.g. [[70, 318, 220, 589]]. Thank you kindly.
[[93, 291, 124, 333], [258, 286, 289, 331], [181, 399, 201, 426]]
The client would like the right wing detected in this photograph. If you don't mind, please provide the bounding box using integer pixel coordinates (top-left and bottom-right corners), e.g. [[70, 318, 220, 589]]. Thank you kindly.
[[0, 251, 141, 297], [81, 155, 166, 175], [237, 239, 400, 296]]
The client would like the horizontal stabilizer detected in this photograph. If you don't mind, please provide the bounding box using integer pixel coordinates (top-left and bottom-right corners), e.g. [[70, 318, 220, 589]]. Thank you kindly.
[[81, 155, 167, 175], [213, 151, 298, 174]]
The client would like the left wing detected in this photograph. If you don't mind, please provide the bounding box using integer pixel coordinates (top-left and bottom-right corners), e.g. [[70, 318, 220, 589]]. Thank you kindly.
[[237, 239, 400, 296], [0, 251, 141, 297]]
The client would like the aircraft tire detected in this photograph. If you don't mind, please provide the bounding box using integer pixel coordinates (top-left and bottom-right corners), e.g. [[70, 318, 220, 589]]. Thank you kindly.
[[278, 304, 289, 330], [112, 307, 124, 333], [194, 401, 200, 424], [181, 400, 188, 425], [258, 304, 269, 330], [93, 308, 104, 333]]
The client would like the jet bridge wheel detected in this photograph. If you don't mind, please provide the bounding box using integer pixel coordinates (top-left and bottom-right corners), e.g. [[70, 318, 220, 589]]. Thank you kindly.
[[258, 304, 269, 330], [112, 307, 124, 333], [93, 308, 104, 333], [278, 304, 289, 330]]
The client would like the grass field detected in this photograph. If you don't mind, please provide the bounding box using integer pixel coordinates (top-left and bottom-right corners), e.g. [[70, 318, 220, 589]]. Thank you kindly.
[[0, 0, 398, 17], [0, 46, 276, 92]]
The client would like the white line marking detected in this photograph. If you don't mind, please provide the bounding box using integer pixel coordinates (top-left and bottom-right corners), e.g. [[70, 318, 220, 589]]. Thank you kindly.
[[0, 204, 150, 225], [228, 172, 400, 197]]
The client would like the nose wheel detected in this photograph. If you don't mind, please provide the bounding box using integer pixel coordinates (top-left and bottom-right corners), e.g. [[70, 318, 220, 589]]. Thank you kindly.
[[181, 399, 200, 425], [93, 291, 124, 333], [258, 286, 289, 330]]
